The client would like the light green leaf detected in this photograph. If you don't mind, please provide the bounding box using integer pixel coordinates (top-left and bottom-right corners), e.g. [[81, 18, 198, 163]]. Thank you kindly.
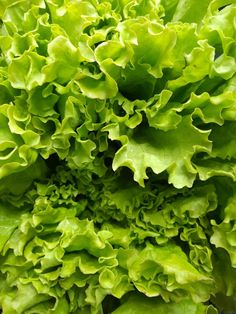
[[0, 202, 21, 253], [112, 293, 210, 314], [8, 52, 46, 90], [172, 0, 212, 23], [110, 116, 211, 188]]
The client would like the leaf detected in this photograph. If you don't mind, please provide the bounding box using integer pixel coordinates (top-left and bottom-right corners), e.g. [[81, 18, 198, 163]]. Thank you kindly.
[[111, 116, 211, 188], [172, 0, 212, 23], [211, 193, 236, 267], [8, 52, 46, 90], [0, 202, 21, 253], [112, 293, 209, 314], [43, 36, 81, 84]]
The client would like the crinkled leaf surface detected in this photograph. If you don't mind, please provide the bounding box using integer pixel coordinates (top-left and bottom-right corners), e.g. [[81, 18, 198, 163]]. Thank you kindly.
[[110, 116, 211, 188], [0, 0, 236, 313], [112, 293, 212, 314]]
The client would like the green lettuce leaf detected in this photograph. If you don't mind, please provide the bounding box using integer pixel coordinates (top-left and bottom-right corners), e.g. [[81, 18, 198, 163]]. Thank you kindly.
[[1, 0, 236, 313], [108, 116, 211, 188], [112, 293, 215, 314]]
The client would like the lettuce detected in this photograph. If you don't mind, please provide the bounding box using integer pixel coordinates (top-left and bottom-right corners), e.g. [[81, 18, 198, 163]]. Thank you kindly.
[[0, 0, 236, 313]]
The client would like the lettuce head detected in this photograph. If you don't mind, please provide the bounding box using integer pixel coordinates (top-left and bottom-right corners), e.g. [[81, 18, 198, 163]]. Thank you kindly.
[[0, 0, 236, 313]]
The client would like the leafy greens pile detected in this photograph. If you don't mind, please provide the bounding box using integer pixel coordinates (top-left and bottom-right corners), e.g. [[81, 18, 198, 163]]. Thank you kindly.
[[1, 0, 236, 313]]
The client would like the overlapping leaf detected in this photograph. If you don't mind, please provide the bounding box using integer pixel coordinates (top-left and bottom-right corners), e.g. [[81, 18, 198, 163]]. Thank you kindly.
[[0, 0, 236, 313]]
